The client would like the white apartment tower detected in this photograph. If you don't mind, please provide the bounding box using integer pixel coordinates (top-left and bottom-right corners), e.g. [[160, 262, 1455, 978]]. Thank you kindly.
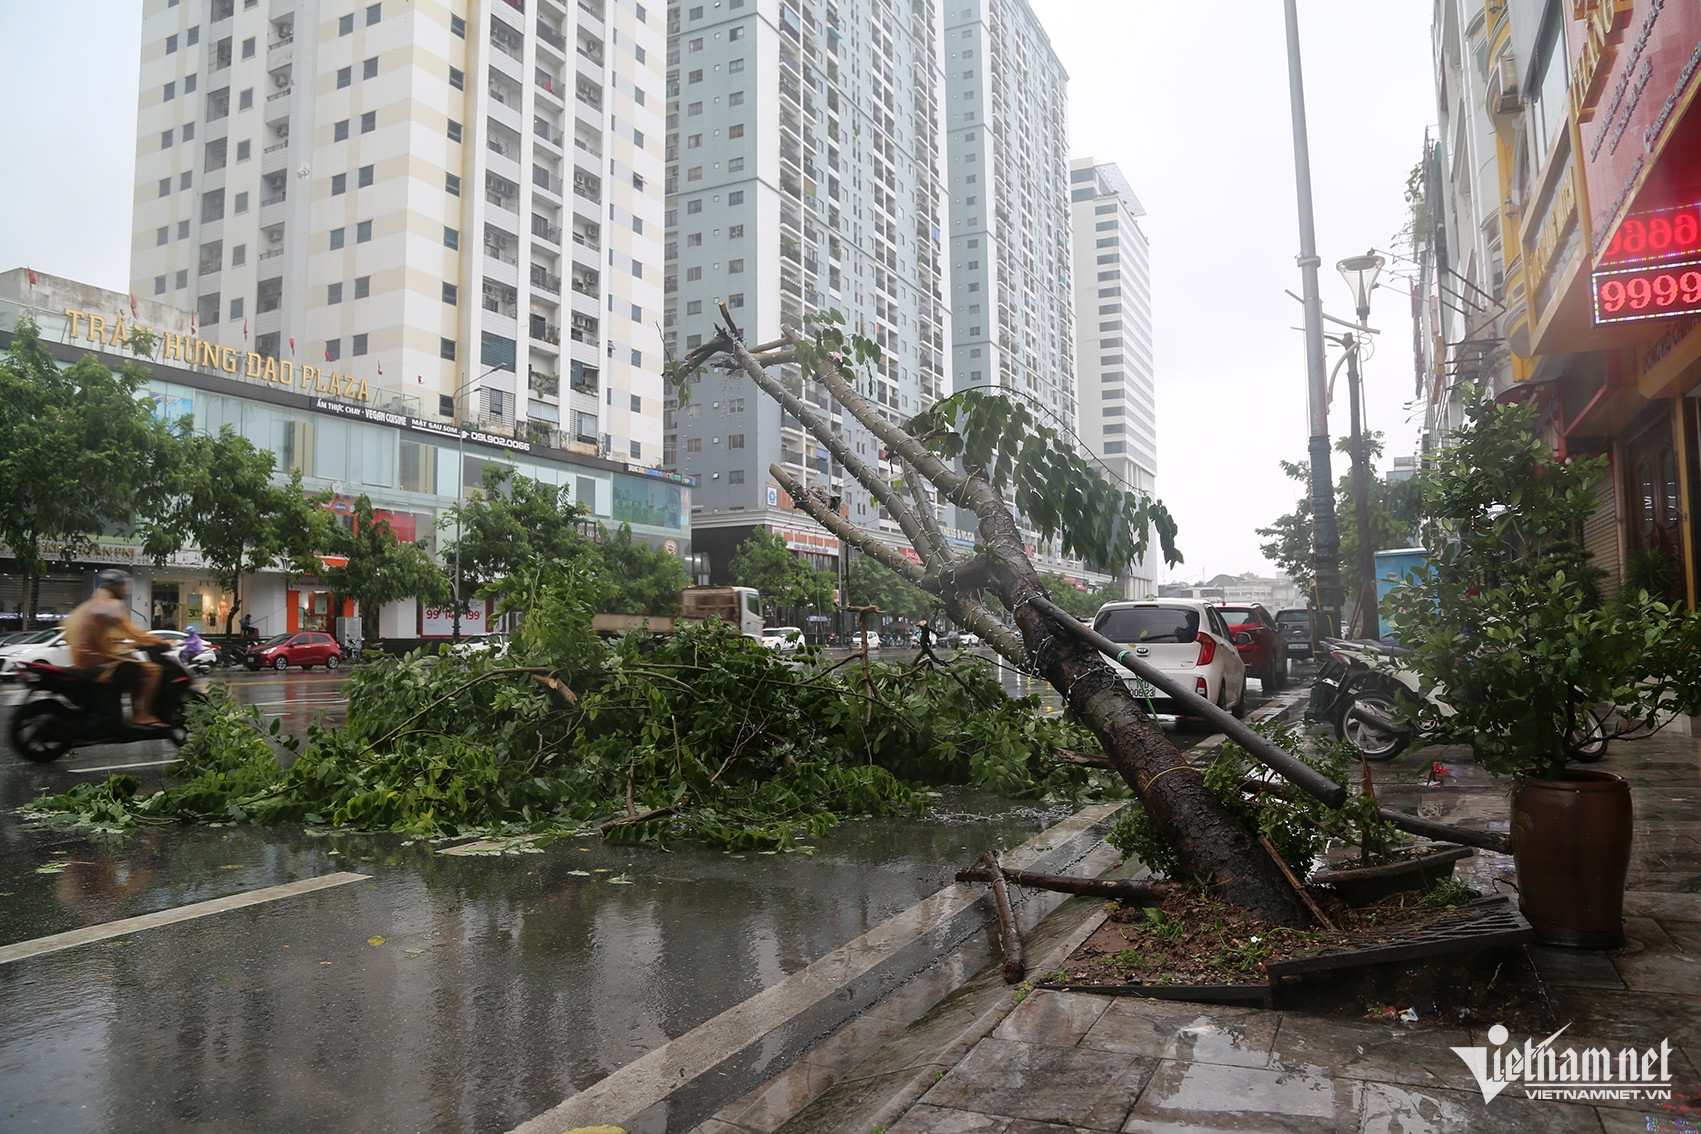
[[942, 0, 1073, 424], [1070, 157, 1157, 597], [662, 0, 951, 570], [130, 0, 668, 467]]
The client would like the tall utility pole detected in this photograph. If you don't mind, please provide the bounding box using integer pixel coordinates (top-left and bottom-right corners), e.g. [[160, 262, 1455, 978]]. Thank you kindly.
[[1282, 0, 1342, 638], [1343, 334, 1378, 639]]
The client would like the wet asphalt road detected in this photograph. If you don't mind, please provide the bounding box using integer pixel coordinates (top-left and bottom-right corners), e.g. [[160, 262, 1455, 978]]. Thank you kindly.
[[0, 656, 1286, 1133]]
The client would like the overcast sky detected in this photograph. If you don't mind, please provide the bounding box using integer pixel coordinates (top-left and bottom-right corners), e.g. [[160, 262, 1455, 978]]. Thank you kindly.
[[0, 1, 1436, 583]]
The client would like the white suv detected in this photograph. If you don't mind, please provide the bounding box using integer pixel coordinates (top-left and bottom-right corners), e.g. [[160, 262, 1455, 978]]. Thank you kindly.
[[1090, 599, 1246, 718], [760, 626, 804, 652]]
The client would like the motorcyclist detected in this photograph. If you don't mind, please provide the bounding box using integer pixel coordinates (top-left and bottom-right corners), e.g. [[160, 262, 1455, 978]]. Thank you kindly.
[[62, 570, 166, 727], [182, 626, 205, 663]]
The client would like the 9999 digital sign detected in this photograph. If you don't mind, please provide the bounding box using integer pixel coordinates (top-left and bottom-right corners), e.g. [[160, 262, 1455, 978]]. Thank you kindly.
[[1592, 201, 1701, 326]]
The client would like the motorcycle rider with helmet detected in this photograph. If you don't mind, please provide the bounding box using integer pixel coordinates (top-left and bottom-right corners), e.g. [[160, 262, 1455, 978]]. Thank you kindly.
[[62, 570, 167, 728]]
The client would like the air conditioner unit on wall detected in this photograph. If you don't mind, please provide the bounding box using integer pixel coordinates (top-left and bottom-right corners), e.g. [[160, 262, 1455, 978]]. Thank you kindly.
[[1495, 55, 1521, 114]]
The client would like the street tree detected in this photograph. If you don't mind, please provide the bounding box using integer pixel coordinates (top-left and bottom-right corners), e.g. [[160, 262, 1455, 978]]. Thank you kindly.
[[673, 309, 1309, 926], [1038, 573, 1123, 620], [847, 554, 937, 620], [591, 523, 689, 613], [729, 529, 836, 611], [326, 495, 451, 643], [146, 425, 339, 634], [441, 463, 596, 612], [0, 320, 185, 623]]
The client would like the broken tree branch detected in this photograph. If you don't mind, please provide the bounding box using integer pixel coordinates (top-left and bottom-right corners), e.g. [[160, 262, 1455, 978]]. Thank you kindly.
[[980, 853, 1025, 983], [955, 864, 1171, 905]]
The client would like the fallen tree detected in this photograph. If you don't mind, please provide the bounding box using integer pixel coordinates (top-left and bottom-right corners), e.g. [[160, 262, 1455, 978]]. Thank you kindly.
[[672, 310, 1316, 925]]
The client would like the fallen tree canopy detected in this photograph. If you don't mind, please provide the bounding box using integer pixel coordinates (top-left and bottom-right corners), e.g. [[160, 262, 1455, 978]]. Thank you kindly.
[[22, 619, 1129, 851]]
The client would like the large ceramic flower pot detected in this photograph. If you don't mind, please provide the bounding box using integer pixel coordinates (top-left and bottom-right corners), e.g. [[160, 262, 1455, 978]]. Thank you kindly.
[[1510, 768, 1632, 948]]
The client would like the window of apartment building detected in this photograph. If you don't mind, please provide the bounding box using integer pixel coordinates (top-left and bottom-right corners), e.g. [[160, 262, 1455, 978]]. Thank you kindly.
[[332, 173, 347, 195], [155, 225, 169, 246], [447, 119, 462, 142], [154, 275, 167, 295], [166, 33, 179, 52], [728, 259, 744, 273], [633, 128, 645, 148], [339, 13, 354, 34], [687, 198, 701, 214], [728, 469, 745, 484], [688, 101, 702, 116], [161, 128, 174, 149], [687, 166, 702, 181], [688, 69, 702, 83], [633, 172, 645, 190], [688, 5, 703, 17], [686, 437, 702, 453], [629, 440, 641, 459], [178, 219, 190, 238], [443, 226, 458, 249], [686, 232, 702, 247], [441, 282, 456, 304], [184, 73, 197, 93], [201, 188, 223, 221], [449, 66, 464, 89], [727, 157, 744, 172], [164, 81, 176, 101], [366, 4, 381, 25], [360, 110, 376, 134], [729, 90, 744, 107], [353, 333, 369, 355], [728, 190, 744, 206], [450, 14, 466, 36], [236, 139, 250, 160], [688, 37, 702, 51], [355, 275, 371, 298], [335, 119, 349, 141], [231, 244, 245, 266], [728, 292, 743, 307], [187, 24, 199, 43], [1096, 253, 1116, 265], [965, 195, 976, 205], [337, 66, 352, 88], [728, 434, 744, 449], [242, 36, 255, 58], [445, 172, 460, 196], [175, 269, 188, 289], [440, 337, 456, 360], [233, 190, 248, 213], [728, 124, 744, 139], [197, 292, 221, 327], [687, 133, 701, 149], [325, 339, 341, 361], [686, 300, 701, 314], [729, 224, 744, 239], [182, 121, 194, 140], [330, 227, 346, 249], [363, 57, 378, 79], [730, 25, 744, 40], [358, 164, 374, 187], [357, 220, 372, 242], [685, 266, 702, 281], [630, 303, 643, 320], [729, 58, 744, 72], [238, 88, 252, 110], [328, 282, 344, 304]]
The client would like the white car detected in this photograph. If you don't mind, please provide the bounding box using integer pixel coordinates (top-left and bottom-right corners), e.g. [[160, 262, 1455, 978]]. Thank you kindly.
[[1091, 599, 1246, 718], [760, 626, 804, 652], [847, 630, 882, 652], [0, 630, 70, 680]]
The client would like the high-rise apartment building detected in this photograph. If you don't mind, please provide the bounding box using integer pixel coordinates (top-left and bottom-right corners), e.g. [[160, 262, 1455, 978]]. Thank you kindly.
[[129, 0, 667, 468], [1070, 157, 1157, 597], [662, 0, 951, 575], [942, 0, 1073, 424]]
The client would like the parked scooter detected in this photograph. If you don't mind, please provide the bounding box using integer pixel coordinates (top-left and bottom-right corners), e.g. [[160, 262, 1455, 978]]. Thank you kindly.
[[10, 641, 207, 762], [1305, 636, 1609, 763]]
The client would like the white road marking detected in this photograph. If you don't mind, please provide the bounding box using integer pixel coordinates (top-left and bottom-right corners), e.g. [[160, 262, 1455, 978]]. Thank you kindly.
[[0, 872, 372, 965], [70, 758, 182, 774]]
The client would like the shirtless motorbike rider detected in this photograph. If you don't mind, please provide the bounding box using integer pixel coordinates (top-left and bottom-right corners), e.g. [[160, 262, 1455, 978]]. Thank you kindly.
[[62, 570, 166, 728]]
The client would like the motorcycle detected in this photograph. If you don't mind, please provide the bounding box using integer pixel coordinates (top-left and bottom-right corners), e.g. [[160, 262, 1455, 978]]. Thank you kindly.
[[1305, 637, 1609, 763], [10, 641, 207, 762]]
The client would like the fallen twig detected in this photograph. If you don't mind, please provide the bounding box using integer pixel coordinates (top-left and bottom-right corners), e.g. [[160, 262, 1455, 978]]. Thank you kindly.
[[981, 853, 1025, 983], [954, 865, 1169, 905]]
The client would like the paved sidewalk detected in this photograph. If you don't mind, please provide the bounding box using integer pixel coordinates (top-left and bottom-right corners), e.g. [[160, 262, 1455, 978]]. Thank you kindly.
[[692, 728, 1701, 1134]]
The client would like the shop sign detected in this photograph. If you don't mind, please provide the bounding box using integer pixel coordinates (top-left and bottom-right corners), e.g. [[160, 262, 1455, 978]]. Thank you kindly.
[[61, 309, 377, 405], [1576, 0, 1701, 265], [625, 464, 697, 487], [311, 398, 531, 453], [774, 525, 841, 557], [420, 600, 490, 637], [1591, 200, 1701, 325], [1570, 0, 1634, 122], [1527, 156, 1581, 305], [0, 537, 210, 569]]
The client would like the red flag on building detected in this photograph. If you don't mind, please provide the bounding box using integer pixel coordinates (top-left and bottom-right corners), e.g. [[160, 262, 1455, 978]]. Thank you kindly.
[[289, 336, 296, 355], [190, 311, 197, 335], [324, 347, 332, 362], [376, 359, 383, 375], [416, 374, 425, 385], [129, 294, 138, 315], [243, 319, 249, 342], [26, 267, 37, 287]]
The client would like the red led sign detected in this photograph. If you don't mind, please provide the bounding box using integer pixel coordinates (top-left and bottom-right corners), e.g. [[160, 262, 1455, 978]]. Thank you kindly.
[[1592, 259, 1701, 326], [1597, 203, 1701, 268]]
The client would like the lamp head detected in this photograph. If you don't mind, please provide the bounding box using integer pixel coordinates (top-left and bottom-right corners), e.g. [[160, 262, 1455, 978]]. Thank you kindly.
[[1336, 252, 1384, 323]]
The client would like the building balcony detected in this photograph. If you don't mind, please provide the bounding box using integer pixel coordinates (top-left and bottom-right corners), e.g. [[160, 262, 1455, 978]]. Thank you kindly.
[[530, 266, 562, 294]]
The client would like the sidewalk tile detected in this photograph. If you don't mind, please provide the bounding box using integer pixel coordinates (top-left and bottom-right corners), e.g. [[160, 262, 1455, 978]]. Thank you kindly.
[[1623, 892, 1701, 921], [1609, 949, 1701, 995], [885, 1105, 1011, 1133], [921, 1036, 1155, 1129], [1264, 1015, 1475, 1088], [1527, 944, 1627, 989], [1078, 999, 1277, 1066], [1653, 918, 1701, 953], [1120, 1058, 1361, 1133], [1360, 1081, 1605, 1134], [991, 989, 1111, 1047], [1623, 915, 1680, 951], [1542, 987, 1701, 1046]]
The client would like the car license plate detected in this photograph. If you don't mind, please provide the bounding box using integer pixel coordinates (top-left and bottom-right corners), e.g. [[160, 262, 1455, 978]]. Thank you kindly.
[[1128, 678, 1157, 700]]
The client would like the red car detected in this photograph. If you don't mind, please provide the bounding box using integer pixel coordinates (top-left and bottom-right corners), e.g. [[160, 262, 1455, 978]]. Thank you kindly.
[[245, 631, 344, 671], [1214, 604, 1289, 690]]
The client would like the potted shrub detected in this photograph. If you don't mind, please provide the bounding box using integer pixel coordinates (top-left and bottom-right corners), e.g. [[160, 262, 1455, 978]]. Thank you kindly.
[[1391, 389, 1701, 947]]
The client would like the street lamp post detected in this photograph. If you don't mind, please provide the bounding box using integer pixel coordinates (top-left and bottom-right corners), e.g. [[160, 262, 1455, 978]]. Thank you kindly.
[[450, 362, 513, 644], [1282, 0, 1343, 643], [1337, 253, 1385, 639]]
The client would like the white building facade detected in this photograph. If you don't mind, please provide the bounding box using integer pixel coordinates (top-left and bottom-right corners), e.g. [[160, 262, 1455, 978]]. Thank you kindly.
[[129, 0, 668, 470], [1070, 158, 1157, 598]]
